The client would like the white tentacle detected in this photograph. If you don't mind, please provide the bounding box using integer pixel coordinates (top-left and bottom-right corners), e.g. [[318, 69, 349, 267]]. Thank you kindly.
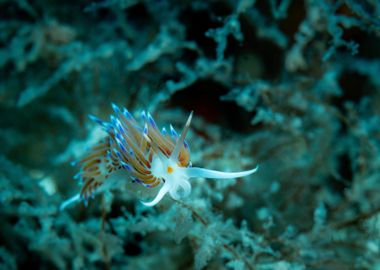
[[185, 165, 259, 179]]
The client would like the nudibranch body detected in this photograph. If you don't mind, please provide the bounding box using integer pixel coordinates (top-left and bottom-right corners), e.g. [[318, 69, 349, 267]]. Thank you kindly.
[[60, 104, 258, 210]]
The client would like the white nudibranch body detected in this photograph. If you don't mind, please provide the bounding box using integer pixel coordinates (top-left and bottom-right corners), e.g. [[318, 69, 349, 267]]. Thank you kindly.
[[148, 154, 192, 206], [60, 105, 258, 210]]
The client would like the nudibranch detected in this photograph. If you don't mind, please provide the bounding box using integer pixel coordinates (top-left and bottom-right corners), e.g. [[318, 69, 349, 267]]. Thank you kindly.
[[60, 104, 258, 210]]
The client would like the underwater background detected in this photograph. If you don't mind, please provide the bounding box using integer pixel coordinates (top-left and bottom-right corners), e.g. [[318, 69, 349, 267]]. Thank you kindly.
[[1, 0, 380, 269]]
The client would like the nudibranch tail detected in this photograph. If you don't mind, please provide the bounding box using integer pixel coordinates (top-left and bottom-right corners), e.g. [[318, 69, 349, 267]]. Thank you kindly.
[[61, 105, 258, 210], [60, 194, 81, 211]]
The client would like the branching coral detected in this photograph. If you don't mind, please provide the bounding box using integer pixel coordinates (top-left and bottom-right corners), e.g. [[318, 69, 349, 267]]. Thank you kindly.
[[1, 0, 380, 269]]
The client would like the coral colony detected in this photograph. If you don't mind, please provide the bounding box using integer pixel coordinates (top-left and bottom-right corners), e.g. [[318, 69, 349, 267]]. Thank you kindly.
[[2, 0, 380, 269]]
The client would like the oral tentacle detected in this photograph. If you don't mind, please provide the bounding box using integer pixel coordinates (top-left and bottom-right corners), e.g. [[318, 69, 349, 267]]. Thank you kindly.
[[141, 184, 170, 206], [185, 165, 259, 179], [178, 179, 191, 198]]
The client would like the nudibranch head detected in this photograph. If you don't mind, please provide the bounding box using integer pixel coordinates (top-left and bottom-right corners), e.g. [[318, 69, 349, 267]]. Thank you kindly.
[[60, 105, 258, 210]]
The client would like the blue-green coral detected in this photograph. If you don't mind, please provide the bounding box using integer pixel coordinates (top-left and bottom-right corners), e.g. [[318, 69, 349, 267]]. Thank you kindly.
[[1, 0, 380, 269]]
